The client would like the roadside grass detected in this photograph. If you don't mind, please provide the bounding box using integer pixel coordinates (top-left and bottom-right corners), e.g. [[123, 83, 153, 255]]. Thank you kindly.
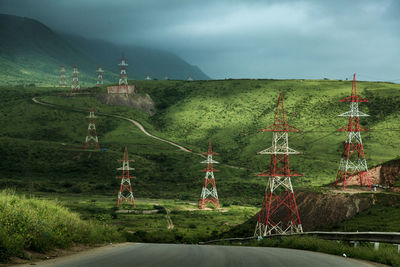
[[0, 190, 123, 262], [243, 236, 400, 266], [319, 203, 400, 232]]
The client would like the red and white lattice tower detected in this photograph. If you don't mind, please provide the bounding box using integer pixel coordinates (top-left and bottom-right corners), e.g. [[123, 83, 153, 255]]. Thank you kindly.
[[84, 108, 100, 150], [255, 93, 303, 237], [96, 66, 104, 87], [198, 139, 220, 209], [118, 54, 128, 93], [59, 65, 67, 87], [335, 74, 371, 190], [70, 64, 80, 93], [117, 146, 135, 207]]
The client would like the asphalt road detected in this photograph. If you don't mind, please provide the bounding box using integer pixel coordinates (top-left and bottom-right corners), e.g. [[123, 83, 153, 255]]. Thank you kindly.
[[22, 243, 378, 267]]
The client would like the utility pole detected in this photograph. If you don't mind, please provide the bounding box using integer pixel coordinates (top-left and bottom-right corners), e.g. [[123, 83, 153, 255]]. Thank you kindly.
[[84, 108, 100, 150], [198, 139, 220, 209], [255, 93, 303, 237], [96, 66, 104, 87], [117, 146, 135, 207], [118, 53, 128, 93], [70, 64, 80, 93], [59, 65, 67, 87], [335, 74, 371, 190]]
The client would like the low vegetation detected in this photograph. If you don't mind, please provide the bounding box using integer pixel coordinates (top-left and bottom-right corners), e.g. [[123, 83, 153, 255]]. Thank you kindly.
[[0, 190, 123, 261], [239, 236, 400, 266], [40, 194, 258, 245]]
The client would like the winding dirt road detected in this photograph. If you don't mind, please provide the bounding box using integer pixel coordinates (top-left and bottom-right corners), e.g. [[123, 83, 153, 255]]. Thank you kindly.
[[32, 97, 192, 153]]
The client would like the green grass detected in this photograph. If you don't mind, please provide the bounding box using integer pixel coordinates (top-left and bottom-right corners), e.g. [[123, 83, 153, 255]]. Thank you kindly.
[[35, 193, 258, 244], [134, 79, 400, 188], [0, 190, 123, 261], [319, 193, 400, 232], [26, 79, 400, 192], [2, 79, 400, 206], [242, 236, 400, 266]]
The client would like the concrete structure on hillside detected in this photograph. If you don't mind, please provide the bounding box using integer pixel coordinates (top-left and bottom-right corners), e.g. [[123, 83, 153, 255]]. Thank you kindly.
[[107, 85, 135, 94]]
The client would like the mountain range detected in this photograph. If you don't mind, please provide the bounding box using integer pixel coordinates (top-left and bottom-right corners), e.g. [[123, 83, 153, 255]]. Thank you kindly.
[[0, 14, 209, 86]]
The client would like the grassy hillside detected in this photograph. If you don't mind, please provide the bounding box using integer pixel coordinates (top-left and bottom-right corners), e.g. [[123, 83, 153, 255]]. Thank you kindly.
[[134, 79, 400, 187], [0, 86, 251, 205], [2, 79, 399, 204]]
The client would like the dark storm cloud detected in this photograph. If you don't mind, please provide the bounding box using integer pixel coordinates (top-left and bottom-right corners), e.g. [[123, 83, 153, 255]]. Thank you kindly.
[[1, 0, 399, 80]]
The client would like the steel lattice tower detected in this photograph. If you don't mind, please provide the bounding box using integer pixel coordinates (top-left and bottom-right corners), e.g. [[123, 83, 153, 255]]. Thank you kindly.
[[117, 146, 135, 207], [198, 139, 220, 209], [96, 66, 104, 87], [255, 93, 303, 237], [59, 65, 67, 87], [84, 109, 100, 150], [118, 54, 128, 93], [70, 64, 80, 93], [335, 74, 371, 190]]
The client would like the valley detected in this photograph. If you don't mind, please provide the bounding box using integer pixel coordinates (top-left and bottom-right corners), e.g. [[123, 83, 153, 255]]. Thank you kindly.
[[1, 79, 400, 265]]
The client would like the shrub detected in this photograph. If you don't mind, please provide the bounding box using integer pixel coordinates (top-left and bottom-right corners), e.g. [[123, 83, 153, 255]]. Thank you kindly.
[[0, 190, 123, 262]]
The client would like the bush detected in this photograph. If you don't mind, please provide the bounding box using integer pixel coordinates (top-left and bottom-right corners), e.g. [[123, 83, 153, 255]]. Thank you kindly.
[[0, 190, 123, 262]]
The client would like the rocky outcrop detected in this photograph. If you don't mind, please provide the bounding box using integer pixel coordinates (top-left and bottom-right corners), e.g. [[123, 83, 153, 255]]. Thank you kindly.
[[295, 192, 373, 231], [337, 159, 400, 187], [223, 191, 400, 238], [97, 93, 155, 116]]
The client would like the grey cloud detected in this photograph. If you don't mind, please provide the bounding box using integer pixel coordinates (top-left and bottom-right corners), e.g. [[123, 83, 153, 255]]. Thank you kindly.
[[0, 0, 399, 81]]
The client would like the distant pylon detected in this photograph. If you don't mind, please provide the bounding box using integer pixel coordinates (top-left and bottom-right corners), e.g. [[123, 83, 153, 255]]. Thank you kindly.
[[118, 53, 128, 93], [84, 108, 100, 150], [96, 66, 104, 87], [59, 65, 67, 87], [70, 64, 80, 93], [254, 93, 303, 237], [117, 146, 135, 207], [198, 139, 220, 209], [335, 74, 371, 190]]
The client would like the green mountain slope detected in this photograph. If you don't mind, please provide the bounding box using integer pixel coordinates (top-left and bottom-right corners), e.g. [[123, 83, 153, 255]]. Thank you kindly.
[[0, 79, 399, 206], [0, 14, 209, 86], [0, 14, 118, 86], [134, 79, 400, 186], [61, 33, 210, 81]]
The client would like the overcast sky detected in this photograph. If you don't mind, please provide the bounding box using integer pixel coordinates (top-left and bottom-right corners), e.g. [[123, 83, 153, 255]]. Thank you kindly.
[[1, 0, 399, 81]]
